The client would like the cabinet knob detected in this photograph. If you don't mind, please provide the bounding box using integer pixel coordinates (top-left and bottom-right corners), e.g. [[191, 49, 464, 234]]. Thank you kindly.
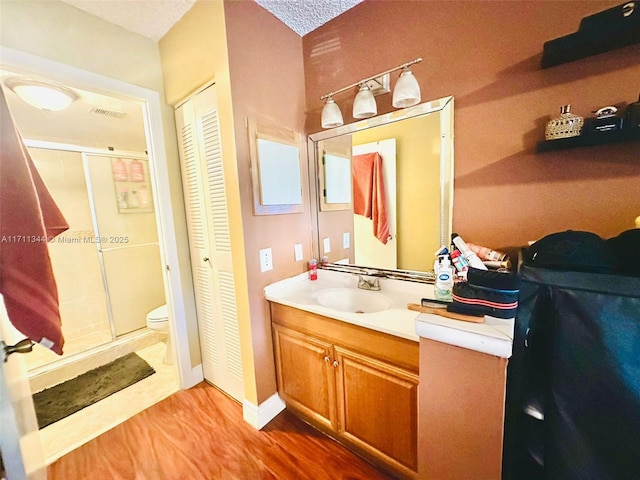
[[323, 355, 331, 363], [332, 360, 339, 368], [203, 257, 210, 262]]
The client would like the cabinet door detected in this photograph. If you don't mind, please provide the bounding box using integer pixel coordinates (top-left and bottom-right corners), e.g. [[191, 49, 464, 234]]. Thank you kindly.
[[335, 346, 418, 478], [273, 325, 337, 430]]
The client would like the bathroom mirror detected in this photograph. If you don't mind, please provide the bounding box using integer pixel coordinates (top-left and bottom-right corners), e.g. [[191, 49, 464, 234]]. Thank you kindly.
[[308, 96, 453, 273]]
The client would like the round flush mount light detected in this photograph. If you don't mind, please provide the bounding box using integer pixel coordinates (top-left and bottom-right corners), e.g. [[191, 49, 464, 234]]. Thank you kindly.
[[4, 77, 78, 111]]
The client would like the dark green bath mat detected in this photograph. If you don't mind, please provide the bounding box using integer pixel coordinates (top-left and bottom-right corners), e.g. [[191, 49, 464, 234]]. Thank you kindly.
[[33, 352, 155, 429]]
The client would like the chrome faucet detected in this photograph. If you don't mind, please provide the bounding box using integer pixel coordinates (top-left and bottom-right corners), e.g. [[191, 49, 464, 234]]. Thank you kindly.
[[357, 275, 381, 291]]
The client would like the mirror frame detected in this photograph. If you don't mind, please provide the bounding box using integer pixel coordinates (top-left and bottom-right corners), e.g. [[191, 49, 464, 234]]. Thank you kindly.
[[307, 95, 454, 274]]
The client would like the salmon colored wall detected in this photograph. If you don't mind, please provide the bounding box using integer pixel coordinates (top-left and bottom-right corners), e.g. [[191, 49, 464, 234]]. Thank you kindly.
[[224, 0, 308, 404], [303, 1, 640, 252], [419, 338, 507, 478]]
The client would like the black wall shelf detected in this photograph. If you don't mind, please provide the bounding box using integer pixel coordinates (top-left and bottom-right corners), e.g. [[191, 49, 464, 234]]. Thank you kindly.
[[541, 2, 640, 68], [536, 129, 640, 152]]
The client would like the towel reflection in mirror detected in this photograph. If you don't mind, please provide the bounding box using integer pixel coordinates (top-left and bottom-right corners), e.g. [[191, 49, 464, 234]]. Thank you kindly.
[[352, 152, 389, 245]]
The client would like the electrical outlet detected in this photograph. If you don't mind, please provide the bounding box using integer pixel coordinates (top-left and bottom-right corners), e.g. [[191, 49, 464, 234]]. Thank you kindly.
[[343, 232, 350, 249], [323, 237, 331, 254], [259, 247, 273, 272], [294, 243, 303, 262]]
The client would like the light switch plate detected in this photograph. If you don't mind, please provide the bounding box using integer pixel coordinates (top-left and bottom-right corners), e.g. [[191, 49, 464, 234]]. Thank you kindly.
[[294, 243, 303, 262], [323, 237, 331, 254], [343, 232, 350, 249], [259, 247, 273, 272]]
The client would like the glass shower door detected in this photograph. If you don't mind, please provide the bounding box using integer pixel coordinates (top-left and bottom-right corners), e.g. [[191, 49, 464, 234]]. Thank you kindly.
[[26, 147, 112, 369], [84, 154, 165, 337]]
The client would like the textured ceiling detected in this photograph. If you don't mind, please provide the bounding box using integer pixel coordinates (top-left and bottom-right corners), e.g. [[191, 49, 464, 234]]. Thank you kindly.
[[61, 0, 362, 41], [62, 0, 197, 42], [255, 0, 362, 36]]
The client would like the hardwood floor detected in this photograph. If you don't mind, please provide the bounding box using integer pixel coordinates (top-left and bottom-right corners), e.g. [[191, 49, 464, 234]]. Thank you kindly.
[[47, 382, 394, 479]]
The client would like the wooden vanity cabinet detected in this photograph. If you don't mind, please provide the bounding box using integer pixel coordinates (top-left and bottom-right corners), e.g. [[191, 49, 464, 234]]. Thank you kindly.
[[271, 303, 419, 479], [272, 326, 338, 431]]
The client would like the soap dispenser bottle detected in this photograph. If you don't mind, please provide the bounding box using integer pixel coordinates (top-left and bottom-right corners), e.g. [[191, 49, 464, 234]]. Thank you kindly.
[[434, 255, 454, 302]]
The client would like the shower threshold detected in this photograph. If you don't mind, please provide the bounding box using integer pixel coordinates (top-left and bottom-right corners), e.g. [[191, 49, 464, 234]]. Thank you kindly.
[[29, 328, 162, 393]]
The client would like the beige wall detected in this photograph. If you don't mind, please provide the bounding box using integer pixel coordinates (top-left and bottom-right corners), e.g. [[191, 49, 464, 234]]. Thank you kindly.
[[0, 0, 201, 368], [159, 0, 258, 403], [304, 0, 640, 252]]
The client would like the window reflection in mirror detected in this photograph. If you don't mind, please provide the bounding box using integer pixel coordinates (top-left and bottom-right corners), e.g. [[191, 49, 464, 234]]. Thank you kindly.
[[310, 96, 453, 274]]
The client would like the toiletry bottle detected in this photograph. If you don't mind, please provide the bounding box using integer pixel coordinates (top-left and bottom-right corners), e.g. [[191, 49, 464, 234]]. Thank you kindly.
[[309, 259, 318, 281], [112, 159, 128, 181], [128, 190, 140, 208], [450, 249, 469, 275], [434, 255, 454, 302], [466, 243, 507, 262], [138, 185, 150, 208], [129, 159, 145, 182], [117, 188, 129, 209], [451, 234, 487, 270]]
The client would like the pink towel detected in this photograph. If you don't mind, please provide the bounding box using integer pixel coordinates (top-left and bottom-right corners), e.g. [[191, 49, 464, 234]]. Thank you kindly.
[[0, 87, 69, 354], [352, 152, 389, 245]]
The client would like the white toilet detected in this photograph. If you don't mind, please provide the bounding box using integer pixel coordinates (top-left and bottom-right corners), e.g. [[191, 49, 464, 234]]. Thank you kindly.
[[146, 304, 173, 364]]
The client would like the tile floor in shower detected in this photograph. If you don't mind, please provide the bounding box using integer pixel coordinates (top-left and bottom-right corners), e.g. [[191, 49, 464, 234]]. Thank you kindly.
[[38, 341, 180, 464]]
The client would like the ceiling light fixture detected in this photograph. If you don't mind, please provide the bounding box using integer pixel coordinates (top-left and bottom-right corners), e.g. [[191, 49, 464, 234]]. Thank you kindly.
[[320, 58, 422, 128], [4, 77, 78, 112]]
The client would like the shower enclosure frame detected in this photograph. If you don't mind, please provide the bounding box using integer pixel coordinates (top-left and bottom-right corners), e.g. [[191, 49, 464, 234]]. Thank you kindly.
[[24, 139, 157, 346]]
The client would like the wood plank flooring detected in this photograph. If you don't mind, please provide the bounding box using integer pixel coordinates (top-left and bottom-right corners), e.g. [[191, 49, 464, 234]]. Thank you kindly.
[[47, 382, 394, 479]]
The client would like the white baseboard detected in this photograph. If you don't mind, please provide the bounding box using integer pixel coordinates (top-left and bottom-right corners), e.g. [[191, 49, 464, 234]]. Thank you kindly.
[[242, 392, 286, 430]]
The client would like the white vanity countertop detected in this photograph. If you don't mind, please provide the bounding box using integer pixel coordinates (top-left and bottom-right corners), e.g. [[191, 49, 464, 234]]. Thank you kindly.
[[264, 269, 425, 342], [265, 269, 514, 358]]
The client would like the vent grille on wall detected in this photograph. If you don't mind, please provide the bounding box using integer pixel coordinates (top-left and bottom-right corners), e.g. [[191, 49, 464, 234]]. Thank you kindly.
[[90, 106, 126, 118]]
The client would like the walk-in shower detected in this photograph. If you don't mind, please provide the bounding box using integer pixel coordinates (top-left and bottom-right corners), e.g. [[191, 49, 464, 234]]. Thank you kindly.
[[25, 144, 166, 380]]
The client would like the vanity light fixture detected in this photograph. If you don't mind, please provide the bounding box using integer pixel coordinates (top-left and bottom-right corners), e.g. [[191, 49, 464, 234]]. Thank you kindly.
[[4, 77, 78, 112], [320, 58, 422, 128]]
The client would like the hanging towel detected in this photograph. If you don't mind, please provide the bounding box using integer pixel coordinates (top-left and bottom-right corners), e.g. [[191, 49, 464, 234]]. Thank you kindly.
[[352, 152, 389, 244], [0, 87, 69, 355]]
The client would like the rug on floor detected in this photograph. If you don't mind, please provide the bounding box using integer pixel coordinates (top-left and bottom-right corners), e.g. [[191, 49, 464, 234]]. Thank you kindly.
[[32, 352, 155, 429]]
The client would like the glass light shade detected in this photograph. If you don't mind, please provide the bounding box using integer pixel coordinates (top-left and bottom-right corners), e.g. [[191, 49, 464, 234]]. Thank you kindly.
[[321, 98, 344, 128], [352, 85, 377, 119], [6, 79, 77, 111], [392, 68, 421, 108]]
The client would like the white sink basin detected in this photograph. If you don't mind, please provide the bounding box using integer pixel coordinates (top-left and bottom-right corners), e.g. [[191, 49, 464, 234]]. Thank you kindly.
[[313, 288, 391, 314]]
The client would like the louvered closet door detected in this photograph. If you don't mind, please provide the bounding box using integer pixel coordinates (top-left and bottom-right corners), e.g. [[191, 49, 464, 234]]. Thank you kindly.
[[175, 84, 243, 402]]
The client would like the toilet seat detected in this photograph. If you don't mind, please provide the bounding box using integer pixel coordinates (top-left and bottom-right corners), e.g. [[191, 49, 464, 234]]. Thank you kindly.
[[147, 304, 168, 323]]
